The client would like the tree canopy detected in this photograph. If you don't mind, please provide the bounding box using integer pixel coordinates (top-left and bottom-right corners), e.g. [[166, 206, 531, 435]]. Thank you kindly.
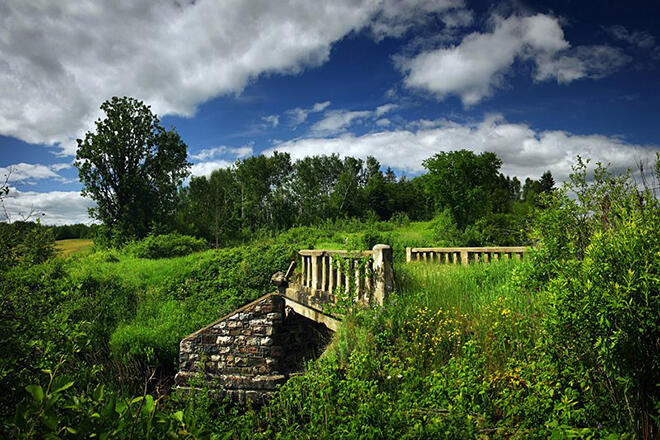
[[75, 97, 190, 241]]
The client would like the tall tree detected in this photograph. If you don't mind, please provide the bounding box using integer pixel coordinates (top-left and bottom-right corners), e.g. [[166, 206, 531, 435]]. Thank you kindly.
[[75, 97, 190, 240], [422, 150, 502, 228], [539, 170, 555, 193], [364, 156, 389, 219]]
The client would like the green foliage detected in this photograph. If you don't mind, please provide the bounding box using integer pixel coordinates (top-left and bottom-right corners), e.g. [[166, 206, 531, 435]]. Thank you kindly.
[[128, 233, 207, 259], [463, 212, 530, 246], [430, 208, 461, 245], [3, 154, 654, 438], [526, 159, 660, 438], [75, 96, 191, 242], [0, 220, 55, 270], [422, 150, 504, 228]]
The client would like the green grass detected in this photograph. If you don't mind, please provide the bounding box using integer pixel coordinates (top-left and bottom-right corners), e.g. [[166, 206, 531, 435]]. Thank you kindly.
[[55, 238, 93, 257], [395, 259, 530, 316]]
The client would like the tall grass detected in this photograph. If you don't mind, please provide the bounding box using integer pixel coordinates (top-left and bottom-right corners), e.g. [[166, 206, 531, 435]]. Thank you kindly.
[[395, 259, 534, 316]]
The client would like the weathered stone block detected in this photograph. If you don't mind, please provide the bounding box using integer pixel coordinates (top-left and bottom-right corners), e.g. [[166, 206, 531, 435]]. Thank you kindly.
[[216, 336, 232, 345]]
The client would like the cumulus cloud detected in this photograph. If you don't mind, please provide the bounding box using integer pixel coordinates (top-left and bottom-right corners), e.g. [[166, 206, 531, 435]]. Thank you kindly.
[[0, 162, 72, 183], [375, 104, 399, 117], [310, 110, 373, 134], [286, 101, 332, 126], [1, 1, 468, 154], [399, 13, 630, 105], [310, 103, 399, 134], [2, 189, 94, 225], [266, 114, 659, 181], [190, 145, 254, 161], [190, 160, 235, 178], [189, 144, 253, 177], [369, 0, 471, 40]]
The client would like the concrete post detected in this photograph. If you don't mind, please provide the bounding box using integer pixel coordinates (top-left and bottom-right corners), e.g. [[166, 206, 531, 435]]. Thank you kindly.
[[328, 255, 334, 293], [311, 253, 319, 290], [372, 244, 393, 306], [405, 247, 412, 263], [321, 254, 327, 292], [460, 250, 469, 265]]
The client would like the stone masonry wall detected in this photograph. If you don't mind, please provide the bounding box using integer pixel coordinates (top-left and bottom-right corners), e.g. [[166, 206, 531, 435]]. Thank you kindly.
[[175, 293, 332, 403]]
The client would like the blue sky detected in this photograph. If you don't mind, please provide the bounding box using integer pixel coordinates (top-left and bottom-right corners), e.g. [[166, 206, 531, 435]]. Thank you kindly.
[[1, 0, 659, 224]]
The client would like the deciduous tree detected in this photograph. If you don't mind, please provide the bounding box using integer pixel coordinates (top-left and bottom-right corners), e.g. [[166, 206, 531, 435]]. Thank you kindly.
[[75, 97, 190, 241]]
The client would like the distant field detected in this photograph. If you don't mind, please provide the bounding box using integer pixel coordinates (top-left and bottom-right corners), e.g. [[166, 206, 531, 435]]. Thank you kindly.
[[55, 238, 93, 257]]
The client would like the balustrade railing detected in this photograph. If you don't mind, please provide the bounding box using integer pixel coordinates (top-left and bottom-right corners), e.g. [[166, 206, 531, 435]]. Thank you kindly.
[[292, 245, 393, 306], [405, 247, 526, 264]]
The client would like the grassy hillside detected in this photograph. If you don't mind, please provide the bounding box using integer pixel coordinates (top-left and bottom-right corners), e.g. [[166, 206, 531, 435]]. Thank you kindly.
[[1, 165, 658, 439]]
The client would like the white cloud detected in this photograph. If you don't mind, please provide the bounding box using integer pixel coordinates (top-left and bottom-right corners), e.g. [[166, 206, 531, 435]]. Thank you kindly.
[[535, 45, 632, 83], [369, 0, 471, 40], [190, 160, 235, 178], [375, 118, 392, 127], [375, 104, 399, 117], [311, 110, 373, 134], [286, 101, 332, 126], [0, 162, 71, 183], [189, 144, 253, 177], [309, 103, 400, 134], [1, 1, 466, 154], [399, 13, 630, 105], [261, 115, 279, 128], [266, 114, 659, 181], [2, 189, 94, 225], [605, 25, 656, 49], [190, 145, 254, 161]]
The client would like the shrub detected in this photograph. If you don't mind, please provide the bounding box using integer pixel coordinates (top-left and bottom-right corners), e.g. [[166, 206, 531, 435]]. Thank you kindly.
[[521, 159, 660, 438], [389, 212, 410, 227], [543, 195, 659, 437], [430, 209, 461, 245], [129, 233, 207, 259], [463, 212, 530, 246]]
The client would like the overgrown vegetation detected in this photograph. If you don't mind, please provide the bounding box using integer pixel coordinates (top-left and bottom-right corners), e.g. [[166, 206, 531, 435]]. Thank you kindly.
[[1, 152, 657, 438]]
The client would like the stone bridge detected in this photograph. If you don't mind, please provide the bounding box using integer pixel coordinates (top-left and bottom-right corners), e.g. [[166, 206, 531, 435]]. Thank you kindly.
[[174, 244, 526, 403], [174, 244, 394, 403]]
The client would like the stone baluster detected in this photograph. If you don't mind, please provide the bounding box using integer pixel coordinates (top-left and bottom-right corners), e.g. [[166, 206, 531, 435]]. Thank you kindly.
[[460, 249, 469, 265], [372, 244, 393, 306], [328, 255, 334, 293], [311, 254, 319, 291], [321, 254, 328, 292]]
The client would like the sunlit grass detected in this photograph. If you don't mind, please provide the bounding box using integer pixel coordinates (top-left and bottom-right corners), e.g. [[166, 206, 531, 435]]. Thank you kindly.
[[55, 238, 93, 257], [67, 248, 218, 289], [395, 259, 529, 316]]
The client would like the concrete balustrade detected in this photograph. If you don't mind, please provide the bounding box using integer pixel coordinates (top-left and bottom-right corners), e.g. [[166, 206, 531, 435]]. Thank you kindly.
[[289, 244, 394, 309], [405, 246, 526, 264]]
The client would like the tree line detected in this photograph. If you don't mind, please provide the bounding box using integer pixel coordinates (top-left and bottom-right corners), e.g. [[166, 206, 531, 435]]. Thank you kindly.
[[174, 150, 554, 247], [3, 97, 555, 247]]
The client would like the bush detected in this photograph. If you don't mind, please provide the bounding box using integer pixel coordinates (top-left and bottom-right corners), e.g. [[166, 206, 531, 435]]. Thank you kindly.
[[389, 212, 411, 227], [430, 209, 461, 245], [463, 212, 530, 246], [520, 159, 660, 438], [129, 233, 207, 259], [345, 228, 388, 251]]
